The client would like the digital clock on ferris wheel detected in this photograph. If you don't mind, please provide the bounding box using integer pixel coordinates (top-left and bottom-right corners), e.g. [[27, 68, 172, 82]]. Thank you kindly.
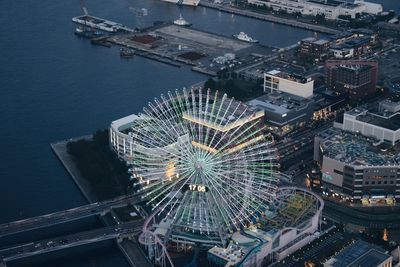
[[187, 184, 208, 192]]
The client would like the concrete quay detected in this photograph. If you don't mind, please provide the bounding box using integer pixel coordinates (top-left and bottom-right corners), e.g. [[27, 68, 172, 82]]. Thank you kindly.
[[51, 137, 151, 267], [107, 23, 275, 77], [199, 1, 341, 35]]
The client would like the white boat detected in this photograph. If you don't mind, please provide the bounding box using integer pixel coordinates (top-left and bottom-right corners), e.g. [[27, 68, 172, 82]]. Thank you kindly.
[[173, 14, 192, 26], [75, 27, 84, 34], [233, 32, 258, 43], [160, 0, 200, 7]]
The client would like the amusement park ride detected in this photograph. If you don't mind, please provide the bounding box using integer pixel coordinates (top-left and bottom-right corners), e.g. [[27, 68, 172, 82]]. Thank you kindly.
[[123, 88, 323, 266]]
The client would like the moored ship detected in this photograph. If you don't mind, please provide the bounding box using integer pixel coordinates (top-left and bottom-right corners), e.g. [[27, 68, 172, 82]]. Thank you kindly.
[[173, 14, 192, 26], [160, 0, 200, 7], [233, 32, 258, 43], [72, 15, 134, 33]]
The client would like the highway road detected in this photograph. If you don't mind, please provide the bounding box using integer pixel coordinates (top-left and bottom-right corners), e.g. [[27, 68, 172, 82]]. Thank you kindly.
[[323, 200, 400, 229], [0, 193, 143, 238], [0, 220, 144, 262]]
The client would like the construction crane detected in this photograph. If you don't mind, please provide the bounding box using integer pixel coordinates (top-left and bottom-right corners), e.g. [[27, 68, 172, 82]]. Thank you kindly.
[[129, 7, 148, 30], [80, 0, 89, 16]]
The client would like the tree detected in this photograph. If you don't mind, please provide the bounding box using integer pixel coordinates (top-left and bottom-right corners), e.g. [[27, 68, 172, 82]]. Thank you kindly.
[[204, 78, 216, 90], [315, 13, 326, 24]]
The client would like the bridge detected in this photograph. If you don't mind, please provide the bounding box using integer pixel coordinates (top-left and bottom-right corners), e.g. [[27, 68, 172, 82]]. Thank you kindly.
[[0, 193, 143, 238], [0, 220, 144, 263]]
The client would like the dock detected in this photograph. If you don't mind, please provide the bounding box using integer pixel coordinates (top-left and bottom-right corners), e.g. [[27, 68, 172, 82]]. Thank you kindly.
[[199, 1, 341, 35], [107, 23, 275, 76]]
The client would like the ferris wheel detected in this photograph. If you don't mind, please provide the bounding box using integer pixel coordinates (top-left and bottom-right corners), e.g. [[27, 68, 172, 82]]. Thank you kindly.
[[131, 88, 279, 246]]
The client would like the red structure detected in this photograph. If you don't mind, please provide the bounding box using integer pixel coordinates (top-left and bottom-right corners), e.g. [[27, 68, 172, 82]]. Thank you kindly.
[[325, 60, 378, 99]]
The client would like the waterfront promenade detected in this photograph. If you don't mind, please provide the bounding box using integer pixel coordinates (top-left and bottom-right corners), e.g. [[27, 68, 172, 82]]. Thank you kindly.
[[51, 137, 151, 267], [199, 1, 341, 35]]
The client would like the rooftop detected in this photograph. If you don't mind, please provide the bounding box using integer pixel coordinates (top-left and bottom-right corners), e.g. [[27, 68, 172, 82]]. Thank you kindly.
[[346, 106, 400, 131], [265, 70, 312, 84], [313, 39, 330, 45], [247, 92, 312, 115], [320, 128, 400, 166], [325, 240, 390, 267], [301, 37, 330, 45], [308, 0, 354, 8], [330, 35, 371, 50], [357, 113, 400, 131], [110, 114, 140, 133]]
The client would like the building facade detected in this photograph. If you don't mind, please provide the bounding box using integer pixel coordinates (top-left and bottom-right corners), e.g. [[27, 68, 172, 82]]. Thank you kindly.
[[247, 0, 382, 20], [207, 188, 323, 267], [314, 128, 400, 205], [340, 102, 400, 145], [325, 60, 378, 99], [109, 114, 139, 161], [264, 70, 314, 99], [247, 91, 315, 136], [299, 37, 331, 60]]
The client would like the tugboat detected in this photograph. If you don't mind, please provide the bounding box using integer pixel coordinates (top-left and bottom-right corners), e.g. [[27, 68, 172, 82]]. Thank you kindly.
[[233, 32, 258, 43], [75, 26, 104, 38], [74, 26, 92, 38], [120, 48, 135, 58], [173, 14, 192, 27]]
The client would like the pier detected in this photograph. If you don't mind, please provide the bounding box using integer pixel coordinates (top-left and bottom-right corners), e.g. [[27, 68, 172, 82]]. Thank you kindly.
[[106, 24, 275, 76], [199, 1, 341, 35]]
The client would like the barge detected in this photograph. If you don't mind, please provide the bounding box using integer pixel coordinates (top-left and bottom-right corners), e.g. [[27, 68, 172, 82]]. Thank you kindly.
[[72, 15, 134, 33]]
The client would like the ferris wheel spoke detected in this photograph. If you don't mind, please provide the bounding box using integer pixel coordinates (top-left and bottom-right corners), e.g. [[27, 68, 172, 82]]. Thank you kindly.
[[129, 89, 279, 244], [203, 170, 255, 226], [205, 169, 272, 216]]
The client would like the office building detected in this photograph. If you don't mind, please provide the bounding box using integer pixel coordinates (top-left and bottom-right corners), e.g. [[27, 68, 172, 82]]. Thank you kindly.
[[247, 91, 314, 136], [264, 70, 314, 98], [299, 37, 331, 60], [325, 60, 378, 99]]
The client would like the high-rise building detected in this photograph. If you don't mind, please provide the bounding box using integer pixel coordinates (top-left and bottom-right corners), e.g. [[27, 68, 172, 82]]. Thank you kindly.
[[325, 60, 378, 99]]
